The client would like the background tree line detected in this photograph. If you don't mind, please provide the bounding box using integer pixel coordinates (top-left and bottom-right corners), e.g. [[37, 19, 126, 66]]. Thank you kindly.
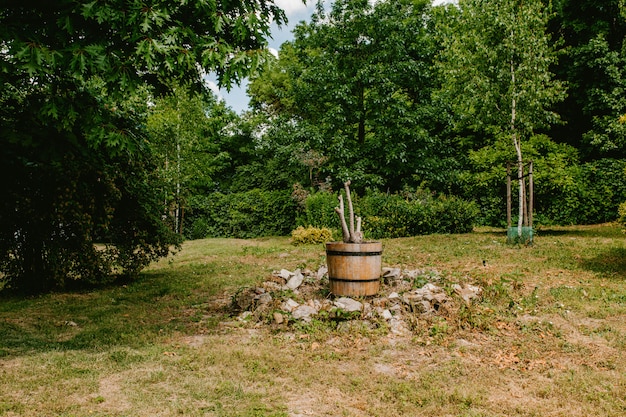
[[3, 0, 626, 292], [179, 0, 626, 238]]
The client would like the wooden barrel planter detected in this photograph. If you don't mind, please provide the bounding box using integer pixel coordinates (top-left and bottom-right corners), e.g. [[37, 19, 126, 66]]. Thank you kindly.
[[325, 241, 382, 296]]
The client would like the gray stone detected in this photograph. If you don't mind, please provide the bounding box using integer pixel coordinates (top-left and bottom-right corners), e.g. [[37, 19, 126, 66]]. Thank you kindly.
[[389, 318, 410, 336], [453, 283, 482, 304], [262, 281, 283, 292], [334, 297, 363, 312], [275, 268, 293, 280], [286, 271, 304, 290], [316, 265, 328, 280], [292, 305, 318, 321], [402, 269, 422, 279], [256, 292, 272, 305], [413, 283, 445, 303], [381, 309, 393, 320], [233, 288, 256, 311], [281, 298, 299, 312], [238, 311, 253, 321], [382, 267, 402, 279]]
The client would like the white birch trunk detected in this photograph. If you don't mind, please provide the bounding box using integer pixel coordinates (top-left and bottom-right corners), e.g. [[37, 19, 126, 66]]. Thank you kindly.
[[511, 55, 523, 237]]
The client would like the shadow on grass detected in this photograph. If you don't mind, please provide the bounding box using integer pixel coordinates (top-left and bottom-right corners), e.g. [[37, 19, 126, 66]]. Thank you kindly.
[[474, 224, 624, 240], [0, 269, 232, 358], [580, 246, 626, 279]]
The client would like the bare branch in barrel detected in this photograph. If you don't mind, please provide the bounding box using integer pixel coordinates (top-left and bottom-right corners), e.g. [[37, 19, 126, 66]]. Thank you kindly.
[[354, 216, 363, 243], [335, 194, 351, 243], [334, 181, 363, 243], [344, 181, 355, 239]]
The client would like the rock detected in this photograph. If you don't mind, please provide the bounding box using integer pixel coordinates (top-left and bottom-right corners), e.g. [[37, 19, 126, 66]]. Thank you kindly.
[[286, 270, 304, 290], [273, 312, 284, 324], [275, 268, 293, 280], [292, 305, 318, 321], [262, 281, 283, 292], [382, 267, 402, 279], [389, 303, 403, 313], [413, 283, 445, 302], [256, 292, 272, 305], [389, 318, 410, 336], [233, 288, 256, 311], [403, 285, 448, 314], [334, 297, 363, 313], [238, 311, 252, 321], [381, 309, 393, 320], [281, 298, 299, 312], [388, 292, 400, 300], [453, 283, 482, 304], [316, 265, 328, 280], [402, 269, 422, 279]]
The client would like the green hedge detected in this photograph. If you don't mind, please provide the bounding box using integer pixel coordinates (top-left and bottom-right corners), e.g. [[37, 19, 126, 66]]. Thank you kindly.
[[186, 189, 298, 239], [301, 189, 478, 239], [296, 191, 338, 230], [537, 159, 626, 225], [359, 190, 478, 239], [187, 187, 478, 240]]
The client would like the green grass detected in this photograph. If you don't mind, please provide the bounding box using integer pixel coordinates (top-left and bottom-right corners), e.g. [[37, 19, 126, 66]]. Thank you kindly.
[[1, 225, 626, 416]]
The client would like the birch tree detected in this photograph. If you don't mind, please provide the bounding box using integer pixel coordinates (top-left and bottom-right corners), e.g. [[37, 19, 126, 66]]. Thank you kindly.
[[437, 0, 565, 235]]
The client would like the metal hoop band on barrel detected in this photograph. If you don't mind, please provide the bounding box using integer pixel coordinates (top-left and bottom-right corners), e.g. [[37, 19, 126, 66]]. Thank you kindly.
[[325, 251, 382, 257], [329, 277, 381, 283]]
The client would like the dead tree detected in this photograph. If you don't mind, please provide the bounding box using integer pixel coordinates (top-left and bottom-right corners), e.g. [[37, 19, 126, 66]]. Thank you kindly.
[[335, 181, 363, 243]]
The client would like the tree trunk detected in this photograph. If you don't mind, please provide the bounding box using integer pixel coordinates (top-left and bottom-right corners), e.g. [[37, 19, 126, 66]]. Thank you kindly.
[[511, 55, 523, 237], [175, 101, 182, 235]]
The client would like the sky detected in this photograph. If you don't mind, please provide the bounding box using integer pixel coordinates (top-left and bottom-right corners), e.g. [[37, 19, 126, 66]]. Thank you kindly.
[[208, 0, 449, 114], [206, 0, 319, 114]]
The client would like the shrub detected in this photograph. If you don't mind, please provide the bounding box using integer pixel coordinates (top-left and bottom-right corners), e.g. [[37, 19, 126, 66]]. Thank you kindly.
[[431, 195, 480, 234], [618, 201, 626, 227], [186, 189, 298, 239], [459, 134, 626, 226], [538, 159, 626, 225], [291, 226, 334, 245], [296, 191, 338, 230], [360, 192, 420, 238], [359, 191, 478, 238]]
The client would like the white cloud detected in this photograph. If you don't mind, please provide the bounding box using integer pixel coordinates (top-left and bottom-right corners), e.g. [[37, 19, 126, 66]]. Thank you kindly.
[[274, 0, 310, 17], [203, 78, 224, 101]]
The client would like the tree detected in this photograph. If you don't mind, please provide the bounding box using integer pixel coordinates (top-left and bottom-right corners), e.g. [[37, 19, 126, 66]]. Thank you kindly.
[[147, 87, 238, 234], [437, 0, 566, 235], [248, 0, 450, 191], [0, 0, 287, 292], [548, 0, 626, 158]]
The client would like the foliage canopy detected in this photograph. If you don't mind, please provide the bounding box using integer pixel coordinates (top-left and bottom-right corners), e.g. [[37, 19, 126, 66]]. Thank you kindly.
[[0, 0, 287, 292]]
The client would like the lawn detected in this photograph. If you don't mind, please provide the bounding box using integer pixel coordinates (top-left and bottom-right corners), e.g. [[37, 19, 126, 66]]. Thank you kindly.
[[1, 225, 625, 416]]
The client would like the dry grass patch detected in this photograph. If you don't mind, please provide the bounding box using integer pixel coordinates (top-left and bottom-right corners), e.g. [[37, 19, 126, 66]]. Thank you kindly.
[[1, 224, 626, 416]]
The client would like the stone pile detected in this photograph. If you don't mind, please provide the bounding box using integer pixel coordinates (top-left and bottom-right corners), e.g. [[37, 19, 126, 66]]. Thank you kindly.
[[229, 265, 483, 335]]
